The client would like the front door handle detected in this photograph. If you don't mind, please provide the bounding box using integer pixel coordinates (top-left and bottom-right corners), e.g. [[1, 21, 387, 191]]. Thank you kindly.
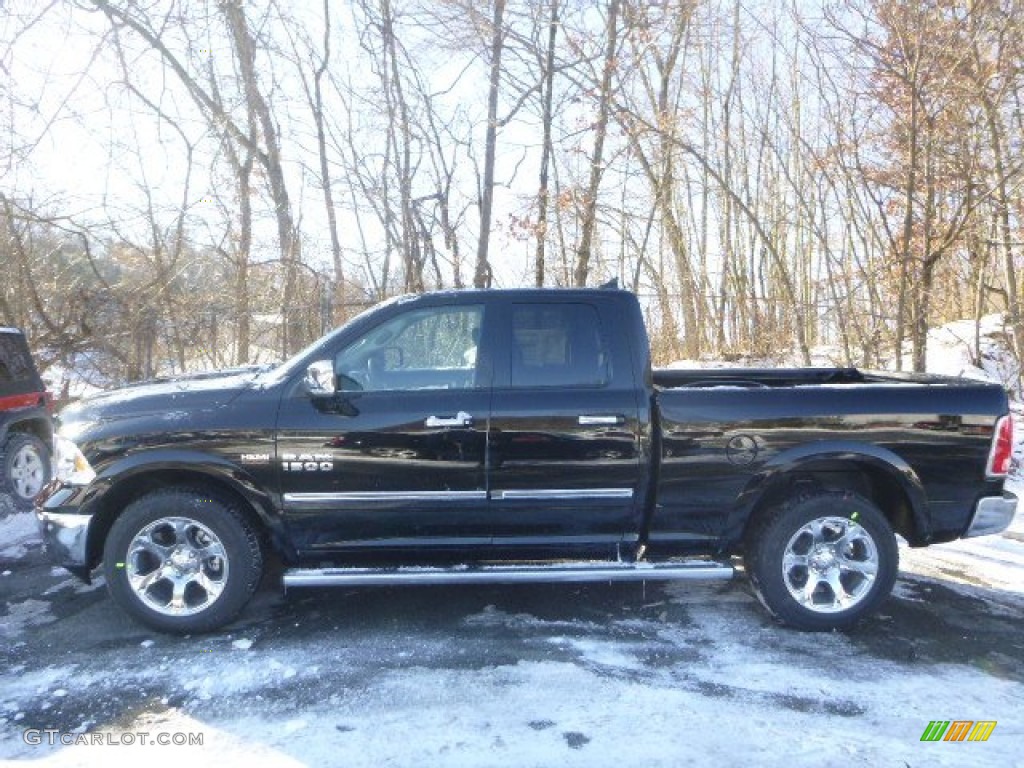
[[578, 414, 625, 426], [425, 411, 473, 428]]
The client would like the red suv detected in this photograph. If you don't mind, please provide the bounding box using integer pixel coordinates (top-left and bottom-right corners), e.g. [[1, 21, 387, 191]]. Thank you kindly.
[[0, 327, 52, 510]]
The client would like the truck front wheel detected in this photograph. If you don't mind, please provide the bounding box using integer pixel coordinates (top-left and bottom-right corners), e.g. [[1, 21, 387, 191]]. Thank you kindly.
[[744, 491, 898, 630], [103, 489, 263, 634]]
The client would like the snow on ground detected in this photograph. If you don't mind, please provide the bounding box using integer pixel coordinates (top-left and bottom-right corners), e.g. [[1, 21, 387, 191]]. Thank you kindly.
[[0, 497, 39, 560], [896, 476, 1024, 603], [160, 649, 1021, 768], [0, 575, 1021, 767], [917, 314, 1021, 392], [3, 468, 1024, 767]]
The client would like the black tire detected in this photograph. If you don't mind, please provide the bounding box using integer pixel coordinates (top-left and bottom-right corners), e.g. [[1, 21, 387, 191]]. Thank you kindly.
[[1, 433, 52, 510], [103, 488, 263, 634], [744, 490, 898, 631]]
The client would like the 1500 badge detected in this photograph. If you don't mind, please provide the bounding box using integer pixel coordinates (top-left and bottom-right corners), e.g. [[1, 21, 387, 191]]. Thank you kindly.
[[281, 452, 334, 472]]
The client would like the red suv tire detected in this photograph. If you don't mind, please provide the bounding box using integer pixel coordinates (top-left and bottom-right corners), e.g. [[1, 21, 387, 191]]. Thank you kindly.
[[0, 328, 53, 511]]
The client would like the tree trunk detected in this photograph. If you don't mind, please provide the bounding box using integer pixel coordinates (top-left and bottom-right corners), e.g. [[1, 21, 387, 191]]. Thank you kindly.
[[380, 0, 422, 293], [475, 0, 506, 289], [222, 1, 298, 355], [574, 0, 619, 288], [314, 0, 344, 291], [982, 96, 1024, 391], [534, 0, 558, 288], [912, 256, 937, 372]]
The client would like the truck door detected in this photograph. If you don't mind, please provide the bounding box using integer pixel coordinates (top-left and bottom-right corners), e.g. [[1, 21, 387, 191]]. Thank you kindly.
[[487, 298, 643, 552], [276, 300, 493, 554]]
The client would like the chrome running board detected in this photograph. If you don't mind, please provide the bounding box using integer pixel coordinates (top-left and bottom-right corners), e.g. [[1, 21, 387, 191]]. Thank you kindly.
[[282, 560, 734, 588]]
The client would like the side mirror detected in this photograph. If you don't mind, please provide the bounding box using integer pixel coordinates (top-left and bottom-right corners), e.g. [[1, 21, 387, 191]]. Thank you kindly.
[[304, 360, 336, 397]]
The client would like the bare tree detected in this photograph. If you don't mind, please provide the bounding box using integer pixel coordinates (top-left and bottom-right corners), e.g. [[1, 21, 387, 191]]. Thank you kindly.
[[533, 0, 559, 287], [91, 0, 302, 354], [474, 0, 506, 289], [572, 0, 619, 288]]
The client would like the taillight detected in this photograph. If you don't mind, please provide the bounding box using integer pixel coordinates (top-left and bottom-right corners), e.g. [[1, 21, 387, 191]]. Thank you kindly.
[[986, 414, 1014, 478]]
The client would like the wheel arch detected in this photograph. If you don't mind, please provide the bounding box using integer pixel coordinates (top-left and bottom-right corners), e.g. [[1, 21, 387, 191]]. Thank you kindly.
[[730, 443, 930, 549], [0, 410, 54, 446], [84, 462, 290, 571]]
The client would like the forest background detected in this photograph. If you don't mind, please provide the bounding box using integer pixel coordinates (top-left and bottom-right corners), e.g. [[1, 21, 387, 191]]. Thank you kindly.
[[2, 0, 1023, 397]]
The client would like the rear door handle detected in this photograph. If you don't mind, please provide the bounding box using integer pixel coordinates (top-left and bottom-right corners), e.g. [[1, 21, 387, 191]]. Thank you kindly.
[[425, 411, 474, 428], [578, 414, 625, 426]]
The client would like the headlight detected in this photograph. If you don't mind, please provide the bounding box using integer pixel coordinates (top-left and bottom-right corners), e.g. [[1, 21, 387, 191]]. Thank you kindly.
[[54, 436, 97, 486]]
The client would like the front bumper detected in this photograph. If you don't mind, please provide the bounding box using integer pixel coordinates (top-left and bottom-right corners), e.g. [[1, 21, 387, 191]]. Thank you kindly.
[[963, 492, 1018, 538], [36, 506, 93, 579]]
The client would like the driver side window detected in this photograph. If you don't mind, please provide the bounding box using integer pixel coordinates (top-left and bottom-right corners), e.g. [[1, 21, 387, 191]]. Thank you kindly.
[[335, 304, 484, 392]]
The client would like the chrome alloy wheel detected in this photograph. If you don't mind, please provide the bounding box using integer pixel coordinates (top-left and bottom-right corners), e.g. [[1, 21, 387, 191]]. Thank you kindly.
[[781, 516, 879, 613], [126, 517, 229, 616], [10, 442, 46, 500]]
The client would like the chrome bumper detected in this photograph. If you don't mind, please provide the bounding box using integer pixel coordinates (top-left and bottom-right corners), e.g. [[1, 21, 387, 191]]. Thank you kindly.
[[963, 492, 1018, 538], [36, 509, 92, 570]]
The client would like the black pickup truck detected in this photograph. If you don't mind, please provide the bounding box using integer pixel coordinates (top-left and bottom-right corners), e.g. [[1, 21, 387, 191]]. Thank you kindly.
[[37, 288, 1017, 633]]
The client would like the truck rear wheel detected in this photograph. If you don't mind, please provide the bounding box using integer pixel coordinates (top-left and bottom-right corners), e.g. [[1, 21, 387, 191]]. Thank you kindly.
[[2, 433, 51, 510], [744, 490, 898, 630], [103, 489, 263, 634]]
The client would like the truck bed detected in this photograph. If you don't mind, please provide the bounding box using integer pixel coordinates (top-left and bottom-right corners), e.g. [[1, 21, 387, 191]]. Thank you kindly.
[[653, 367, 990, 390], [649, 365, 1010, 552]]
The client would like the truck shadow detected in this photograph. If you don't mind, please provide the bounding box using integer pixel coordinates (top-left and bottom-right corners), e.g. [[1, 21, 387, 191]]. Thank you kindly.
[[847, 574, 1024, 681]]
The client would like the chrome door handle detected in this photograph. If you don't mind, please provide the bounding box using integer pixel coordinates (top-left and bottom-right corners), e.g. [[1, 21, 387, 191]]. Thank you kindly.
[[578, 414, 625, 426], [425, 411, 473, 428]]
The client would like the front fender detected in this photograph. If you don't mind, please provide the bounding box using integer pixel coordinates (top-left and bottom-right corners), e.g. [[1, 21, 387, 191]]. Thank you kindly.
[[76, 448, 287, 568]]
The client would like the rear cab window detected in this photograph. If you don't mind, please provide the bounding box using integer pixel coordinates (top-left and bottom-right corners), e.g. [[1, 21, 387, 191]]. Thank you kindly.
[[510, 303, 611, 389]]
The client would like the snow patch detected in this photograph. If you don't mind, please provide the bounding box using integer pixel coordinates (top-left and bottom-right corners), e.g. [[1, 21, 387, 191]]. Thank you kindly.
[[546, 636, 644, 671], [0, 510, 42, 559], [919, 314, 1021, 392], [0, 599, 56, 636]]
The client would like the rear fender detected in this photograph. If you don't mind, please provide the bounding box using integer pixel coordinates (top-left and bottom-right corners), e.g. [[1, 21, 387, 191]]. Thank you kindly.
[[724, 441, 930, 546]]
